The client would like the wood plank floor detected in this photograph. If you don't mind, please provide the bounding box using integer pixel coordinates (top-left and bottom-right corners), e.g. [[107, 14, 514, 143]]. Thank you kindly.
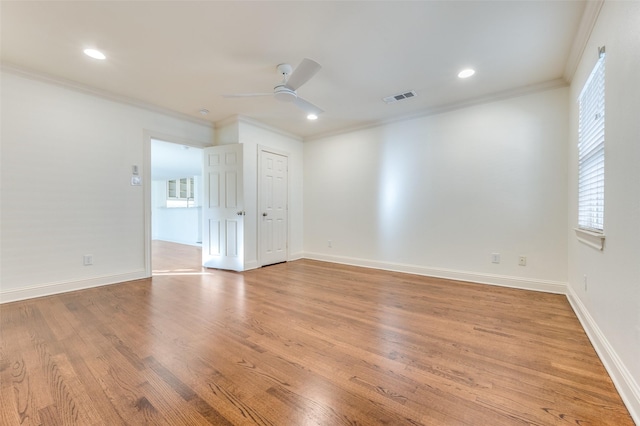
[[0, 241, 633, 425]]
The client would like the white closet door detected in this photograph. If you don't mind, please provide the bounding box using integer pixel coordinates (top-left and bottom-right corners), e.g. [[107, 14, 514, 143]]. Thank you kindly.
[[259, 149, 288, 266]]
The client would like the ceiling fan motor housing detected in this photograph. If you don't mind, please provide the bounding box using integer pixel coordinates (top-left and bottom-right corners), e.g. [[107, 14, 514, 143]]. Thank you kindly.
[[276, 63, 293, 77]]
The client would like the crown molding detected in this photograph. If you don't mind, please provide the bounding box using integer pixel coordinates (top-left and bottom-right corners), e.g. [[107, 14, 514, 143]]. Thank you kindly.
[[1, 62, 214, 128], [217, 114, 302, 142], [237, 115, 302, 141], [215, 115, 242, 130], [1, 62, 570, 145], [563, 0, 605, 83], [304, 78, 568, 142]]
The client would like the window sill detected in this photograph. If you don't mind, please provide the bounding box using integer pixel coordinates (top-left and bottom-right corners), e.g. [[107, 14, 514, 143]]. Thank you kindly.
[[575, 228, 605, 250]]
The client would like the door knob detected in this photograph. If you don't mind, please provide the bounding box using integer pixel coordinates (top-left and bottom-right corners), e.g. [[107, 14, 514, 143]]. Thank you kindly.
[[262, 212, 268, 217]]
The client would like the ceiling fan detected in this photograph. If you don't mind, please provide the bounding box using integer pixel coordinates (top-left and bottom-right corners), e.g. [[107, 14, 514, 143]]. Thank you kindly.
[[224, 58, 324, 117]]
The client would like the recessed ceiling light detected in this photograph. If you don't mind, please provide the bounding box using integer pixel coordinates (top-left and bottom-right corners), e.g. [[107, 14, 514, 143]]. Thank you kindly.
[[307, 114, 318, 120], [84, 48, 106, 60], [458, 68, 475, 79]]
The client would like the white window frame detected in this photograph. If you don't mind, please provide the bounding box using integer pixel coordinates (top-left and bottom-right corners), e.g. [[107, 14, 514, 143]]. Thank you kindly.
[[575, 48, 606, 250]]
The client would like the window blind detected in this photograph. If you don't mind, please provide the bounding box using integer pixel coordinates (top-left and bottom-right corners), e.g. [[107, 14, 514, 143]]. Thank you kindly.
[[578, 52, 605, 232]]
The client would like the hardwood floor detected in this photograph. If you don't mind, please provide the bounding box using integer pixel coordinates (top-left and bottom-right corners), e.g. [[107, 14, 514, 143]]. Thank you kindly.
[[0, 241, 633, 425]]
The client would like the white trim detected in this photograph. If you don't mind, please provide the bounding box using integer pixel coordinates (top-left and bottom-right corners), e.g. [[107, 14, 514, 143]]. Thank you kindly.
[[0, 271, 147, 304], [144, 132, 153, 277], [302, 253, 566, 294], [1, 63, 214, 128], [574, 227, 606, 250], [216, 115, 302, 142], [304, 78, 567, 142], [289, 251, 304, 261], [563, 0, 605, 83], [147, 130, 213, 150], [215, 115, 242, 129], [238, 115, 302, 141], [1, 63, 565, 145], [244, 260, 260, 271], [566, 285, 640, 424]]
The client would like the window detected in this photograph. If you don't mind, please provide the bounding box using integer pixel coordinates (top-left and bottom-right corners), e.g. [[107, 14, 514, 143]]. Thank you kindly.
[[166, 177, 195, 207], [577, 48, 605, 233]]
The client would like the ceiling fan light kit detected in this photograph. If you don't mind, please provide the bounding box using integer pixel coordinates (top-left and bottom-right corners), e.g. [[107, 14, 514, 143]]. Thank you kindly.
[[225, 58, 324, 118], [273, 85, 297, 102]]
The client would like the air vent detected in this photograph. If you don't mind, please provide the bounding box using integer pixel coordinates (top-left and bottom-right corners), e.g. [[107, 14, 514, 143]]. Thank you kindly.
[[383, 90, 418, 104]]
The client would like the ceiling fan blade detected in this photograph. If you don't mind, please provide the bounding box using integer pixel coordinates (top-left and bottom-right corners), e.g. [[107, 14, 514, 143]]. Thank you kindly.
[[285, 58, 321, 90], [294, 96, 324, 116], [223, 93, 273, 98]]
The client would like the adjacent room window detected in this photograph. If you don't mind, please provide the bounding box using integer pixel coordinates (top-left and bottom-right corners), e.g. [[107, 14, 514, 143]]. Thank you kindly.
[[166, 177, 195, 207], [577, 48, 605, 233]]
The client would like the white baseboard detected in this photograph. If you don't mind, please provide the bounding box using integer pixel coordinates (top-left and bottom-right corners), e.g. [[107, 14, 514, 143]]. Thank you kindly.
[[0, 271, 148, 304], [244, 260, 260, 271], [302, 252, 567, 294], [289, 251, 304, 261], [566, 285, 640, 424]]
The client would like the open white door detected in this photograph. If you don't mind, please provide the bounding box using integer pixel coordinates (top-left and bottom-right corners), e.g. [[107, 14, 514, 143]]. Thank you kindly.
[[259, 149, 288, 266], [202, 144, 244, 271]]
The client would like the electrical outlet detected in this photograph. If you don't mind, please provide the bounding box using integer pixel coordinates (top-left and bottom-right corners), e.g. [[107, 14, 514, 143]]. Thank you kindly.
[[328, 240, 332, 248], [518, 256, 527, 266], [491, 253, 500, 264], [83, 255, 93, 266]]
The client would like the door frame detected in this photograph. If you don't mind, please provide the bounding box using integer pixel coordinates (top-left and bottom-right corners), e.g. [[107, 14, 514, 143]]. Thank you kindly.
[[143, 130, 209, 277], [257, 145, 290, 267]]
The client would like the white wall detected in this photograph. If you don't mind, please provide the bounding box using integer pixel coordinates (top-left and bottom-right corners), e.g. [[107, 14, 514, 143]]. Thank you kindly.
[[0, 70, 213, 302], [566, 1, 640, 421], [304, 87, 569, 292]]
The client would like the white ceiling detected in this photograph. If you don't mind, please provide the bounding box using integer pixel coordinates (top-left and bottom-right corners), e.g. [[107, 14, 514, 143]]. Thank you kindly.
[[1, 1, 587, 139]]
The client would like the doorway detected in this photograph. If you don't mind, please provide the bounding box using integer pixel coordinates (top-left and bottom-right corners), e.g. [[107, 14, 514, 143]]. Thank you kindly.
[[150, 138, 203, 274]]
